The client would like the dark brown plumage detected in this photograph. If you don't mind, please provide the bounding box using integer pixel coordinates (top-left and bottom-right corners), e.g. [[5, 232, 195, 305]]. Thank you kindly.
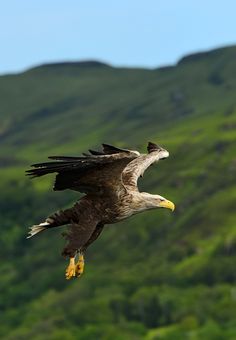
[[26, 142, 175, 279]]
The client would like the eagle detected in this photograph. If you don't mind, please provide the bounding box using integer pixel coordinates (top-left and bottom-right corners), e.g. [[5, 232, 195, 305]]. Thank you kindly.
[[26, 142, 175, 279]]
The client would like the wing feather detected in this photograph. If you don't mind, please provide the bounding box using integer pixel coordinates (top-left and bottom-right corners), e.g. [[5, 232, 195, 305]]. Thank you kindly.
[[122, 142, 169, 190], [26, 144, 139, 194], [26, 142, 168, 194]]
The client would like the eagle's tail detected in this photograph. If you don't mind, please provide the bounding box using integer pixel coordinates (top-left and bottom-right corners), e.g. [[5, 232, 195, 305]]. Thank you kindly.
[[27, 208, 73, 239], [27, 222, 50, 238]]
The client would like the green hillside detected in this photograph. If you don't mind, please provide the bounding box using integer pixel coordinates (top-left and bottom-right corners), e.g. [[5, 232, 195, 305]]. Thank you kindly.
[[1, 45, 236, 339]]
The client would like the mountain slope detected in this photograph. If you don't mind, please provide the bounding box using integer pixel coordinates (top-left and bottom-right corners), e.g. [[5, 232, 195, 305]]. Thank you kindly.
[[1, 46, 236, 339]]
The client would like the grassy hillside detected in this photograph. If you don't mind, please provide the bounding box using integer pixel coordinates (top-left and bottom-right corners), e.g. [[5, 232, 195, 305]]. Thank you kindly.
[[1, 45, 236, 339]]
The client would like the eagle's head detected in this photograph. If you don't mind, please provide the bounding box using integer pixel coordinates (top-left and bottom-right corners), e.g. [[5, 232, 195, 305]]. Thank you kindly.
[[141, 192, 175, 211]]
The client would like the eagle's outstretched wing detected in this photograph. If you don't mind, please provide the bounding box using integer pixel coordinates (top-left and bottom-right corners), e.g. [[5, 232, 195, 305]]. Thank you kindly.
[[26, 142, 169, 195], [122, 142, 169, 190], [26, 144, 140, 194]]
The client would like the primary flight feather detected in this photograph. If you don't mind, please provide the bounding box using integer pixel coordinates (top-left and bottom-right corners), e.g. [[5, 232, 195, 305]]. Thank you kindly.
[[26, 142, 175, 279]]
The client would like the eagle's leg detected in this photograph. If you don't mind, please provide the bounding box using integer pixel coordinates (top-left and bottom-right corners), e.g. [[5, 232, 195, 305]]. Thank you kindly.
[[65, 257, 76, 280], [63, 222, 104, 280], [75, 253, 85, 277]]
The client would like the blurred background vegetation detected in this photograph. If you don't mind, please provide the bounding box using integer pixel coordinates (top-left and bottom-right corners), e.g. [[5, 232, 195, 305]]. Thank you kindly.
[[0, 45, 236, 339]]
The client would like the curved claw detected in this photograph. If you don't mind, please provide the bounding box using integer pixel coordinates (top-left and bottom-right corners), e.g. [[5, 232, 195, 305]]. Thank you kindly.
[[75, 254, 85, 277], [65, 257, 76, 280]]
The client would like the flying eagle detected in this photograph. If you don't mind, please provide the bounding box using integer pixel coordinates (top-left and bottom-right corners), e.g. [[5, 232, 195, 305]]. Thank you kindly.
[[26, 142, 175, 279]]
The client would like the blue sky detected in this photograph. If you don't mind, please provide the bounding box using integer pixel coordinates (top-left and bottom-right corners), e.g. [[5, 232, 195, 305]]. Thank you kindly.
[[1, 0, 236, 74]]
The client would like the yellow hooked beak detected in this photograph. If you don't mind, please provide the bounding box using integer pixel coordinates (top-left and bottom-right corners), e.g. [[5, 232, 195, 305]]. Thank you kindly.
[[159, 199, 175, 211]]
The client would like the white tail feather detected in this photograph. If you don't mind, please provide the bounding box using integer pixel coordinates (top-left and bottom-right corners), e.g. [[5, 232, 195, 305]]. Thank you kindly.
[[27, 222, 49, 239]]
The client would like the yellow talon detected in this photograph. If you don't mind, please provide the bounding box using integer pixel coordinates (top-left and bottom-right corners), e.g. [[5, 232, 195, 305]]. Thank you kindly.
[[75, 254, 85, 277], [65, 257, 76, 280]]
